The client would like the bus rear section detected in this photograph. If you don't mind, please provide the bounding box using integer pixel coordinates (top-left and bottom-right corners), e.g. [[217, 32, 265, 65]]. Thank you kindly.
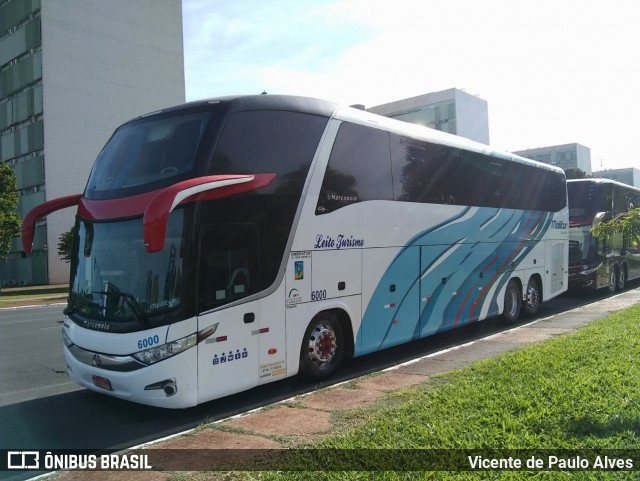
[[285, 112, 568, 374]]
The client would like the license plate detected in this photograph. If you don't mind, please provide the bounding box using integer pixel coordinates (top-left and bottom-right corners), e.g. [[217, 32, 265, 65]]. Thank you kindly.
[[92, 375, 113, 391]]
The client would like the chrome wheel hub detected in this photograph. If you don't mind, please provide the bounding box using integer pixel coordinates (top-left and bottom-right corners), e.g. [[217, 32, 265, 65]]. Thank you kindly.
[[307, 323, 337, 367]]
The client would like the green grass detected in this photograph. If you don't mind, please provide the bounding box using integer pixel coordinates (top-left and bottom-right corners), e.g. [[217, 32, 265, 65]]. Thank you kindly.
[[239, 304, 640, 480], [0, 285, 68, 306]]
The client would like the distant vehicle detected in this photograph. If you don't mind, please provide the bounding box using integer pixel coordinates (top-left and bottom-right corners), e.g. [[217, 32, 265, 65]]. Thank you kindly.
[[568, 178, 640, 291], [22, 95, 568, 408]]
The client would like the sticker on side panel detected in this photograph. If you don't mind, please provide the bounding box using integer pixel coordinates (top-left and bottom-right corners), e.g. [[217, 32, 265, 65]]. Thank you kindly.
[[259, 360, 286, 379], [213, 348, 248, 366], [294, 261, 304, 280]]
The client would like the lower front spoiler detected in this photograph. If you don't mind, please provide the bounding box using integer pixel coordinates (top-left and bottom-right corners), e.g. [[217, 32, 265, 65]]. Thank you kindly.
[[64, 345, 198, 408], [568, 273, 596, 290]]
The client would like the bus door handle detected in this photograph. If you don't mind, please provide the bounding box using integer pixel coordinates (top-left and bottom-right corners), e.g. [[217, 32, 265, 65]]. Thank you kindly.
[[244, 313, 255, 324]]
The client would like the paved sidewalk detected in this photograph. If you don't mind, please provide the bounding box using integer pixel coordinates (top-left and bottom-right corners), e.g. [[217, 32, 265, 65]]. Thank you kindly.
[[51, 287, 640, 480]]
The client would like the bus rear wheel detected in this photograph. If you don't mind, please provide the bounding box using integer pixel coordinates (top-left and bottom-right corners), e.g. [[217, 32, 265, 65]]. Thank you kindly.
[[299, 312, 344, 380], [523, 277, 541, 317], [502, 279, 522, 323]]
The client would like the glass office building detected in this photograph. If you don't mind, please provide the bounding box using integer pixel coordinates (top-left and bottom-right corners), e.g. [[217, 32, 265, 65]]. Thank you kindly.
[[513, 143, 592, 176], [0, 0, 184, 285], [593, 168, 640, 188], [367, 88, 490, 145]]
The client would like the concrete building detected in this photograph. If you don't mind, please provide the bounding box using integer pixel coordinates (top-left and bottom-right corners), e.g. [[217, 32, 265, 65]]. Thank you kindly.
[[367, 88, 490, 145], [593, 167, 640, 188], [0, 0, 185, 285], [513, 143, 592, 175]]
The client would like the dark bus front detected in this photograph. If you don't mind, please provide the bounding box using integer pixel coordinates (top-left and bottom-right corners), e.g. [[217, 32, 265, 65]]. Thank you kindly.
[[568, 179, 640, 290]]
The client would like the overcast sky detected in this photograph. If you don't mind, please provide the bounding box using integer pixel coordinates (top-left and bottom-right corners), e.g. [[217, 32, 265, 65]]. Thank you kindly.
[[183, 0, 640, 171]]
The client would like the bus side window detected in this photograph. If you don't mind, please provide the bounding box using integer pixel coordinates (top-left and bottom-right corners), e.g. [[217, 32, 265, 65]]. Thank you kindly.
[[316, 122, 393, 215]]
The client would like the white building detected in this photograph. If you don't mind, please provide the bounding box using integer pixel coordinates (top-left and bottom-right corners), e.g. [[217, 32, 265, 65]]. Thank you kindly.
[[0, 0, 185, 285], [593, 168, 640, 188], [367, 88, 490, 145]]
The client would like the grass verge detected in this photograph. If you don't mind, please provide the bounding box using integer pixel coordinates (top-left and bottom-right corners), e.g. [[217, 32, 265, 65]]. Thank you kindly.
[[0, 285, 68, 307], [238, 304, 640, 480]]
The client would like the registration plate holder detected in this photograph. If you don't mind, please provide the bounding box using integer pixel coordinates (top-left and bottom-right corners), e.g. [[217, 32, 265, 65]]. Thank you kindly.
[[92, 375, 113, 391]]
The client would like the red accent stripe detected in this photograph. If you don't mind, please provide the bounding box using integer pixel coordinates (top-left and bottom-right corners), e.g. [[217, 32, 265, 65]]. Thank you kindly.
[[259, 327, 269, 334], [215, 336, 227, 342], [144, 173, 276, 252], [21, 194, 83, 252]]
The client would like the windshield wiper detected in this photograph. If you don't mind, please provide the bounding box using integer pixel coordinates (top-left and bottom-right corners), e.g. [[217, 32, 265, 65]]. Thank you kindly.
[[92, 291, 150, 324]]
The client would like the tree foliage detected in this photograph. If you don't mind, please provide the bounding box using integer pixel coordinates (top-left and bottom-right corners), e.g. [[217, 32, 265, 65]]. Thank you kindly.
[[57, 225, 77, 263], [0, 162, 20, 260], [591, 208, 640, 246], [564, 168, 589, 179]]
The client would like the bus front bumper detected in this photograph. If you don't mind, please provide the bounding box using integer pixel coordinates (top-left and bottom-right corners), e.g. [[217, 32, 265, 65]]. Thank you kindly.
[[568, 264, 599, 290], [64, 343, 198, 409]]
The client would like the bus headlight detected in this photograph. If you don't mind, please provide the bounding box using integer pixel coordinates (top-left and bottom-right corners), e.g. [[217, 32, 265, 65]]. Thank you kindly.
[[132, 333, 197, 365]]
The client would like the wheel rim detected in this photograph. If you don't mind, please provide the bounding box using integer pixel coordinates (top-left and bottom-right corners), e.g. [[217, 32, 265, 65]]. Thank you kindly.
[[505, 288, 518, 318], [609, 270, 617, 291], [307, 323, 337, 367], [526, 284, 540, 310], [619, 269, 626, 288]]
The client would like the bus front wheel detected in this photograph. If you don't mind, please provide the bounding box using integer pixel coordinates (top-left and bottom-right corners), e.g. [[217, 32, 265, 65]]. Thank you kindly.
[[607, 267, 618, 293], [299, 312, 344, 380], [502, 280, 522, 323], [617, 265, 627, 291]]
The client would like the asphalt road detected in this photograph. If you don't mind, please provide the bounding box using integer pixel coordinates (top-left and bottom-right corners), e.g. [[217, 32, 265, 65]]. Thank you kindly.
[[0, 304, 80, 408], [0, 284, 636, 481]]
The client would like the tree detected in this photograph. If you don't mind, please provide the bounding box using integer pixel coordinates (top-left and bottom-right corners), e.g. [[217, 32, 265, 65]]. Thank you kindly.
[[0, 162, 20, 260], [564, 168, 589, 179], [591, 208, 640, 247], [57, 225, 77, 263]]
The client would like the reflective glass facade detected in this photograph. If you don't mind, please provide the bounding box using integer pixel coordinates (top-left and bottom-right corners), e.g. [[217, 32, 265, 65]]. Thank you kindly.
[[0, 0, 46, 285], [386, 100, 457, 136], [514, 143, 592, 176]]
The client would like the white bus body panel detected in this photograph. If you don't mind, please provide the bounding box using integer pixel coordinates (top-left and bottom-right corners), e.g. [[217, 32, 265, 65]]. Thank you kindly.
[[284, 117, 568, 360], [63, 318, 199, 408]]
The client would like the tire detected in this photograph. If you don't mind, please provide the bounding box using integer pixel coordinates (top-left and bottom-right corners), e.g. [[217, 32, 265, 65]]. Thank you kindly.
[[616, 265, 626, 291], [522, 277, 541, 317], [299, 312, 344, 380], [502, 279, 522, 323], [607, 267, 617, 293]]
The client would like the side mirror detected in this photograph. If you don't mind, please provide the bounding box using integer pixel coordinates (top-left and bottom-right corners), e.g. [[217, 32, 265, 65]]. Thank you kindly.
[[591, 211, 611, 231]]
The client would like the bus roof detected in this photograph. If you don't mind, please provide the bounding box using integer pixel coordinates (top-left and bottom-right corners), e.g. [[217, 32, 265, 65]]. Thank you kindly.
[[128, 94, 564, 177], [567, 177, 640, 194]]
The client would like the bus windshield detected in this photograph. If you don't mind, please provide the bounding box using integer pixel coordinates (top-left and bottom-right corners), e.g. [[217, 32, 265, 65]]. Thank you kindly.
[[68, 210, 185, 323], [569, 224, 595, 263], [85, 111, 213, 199]]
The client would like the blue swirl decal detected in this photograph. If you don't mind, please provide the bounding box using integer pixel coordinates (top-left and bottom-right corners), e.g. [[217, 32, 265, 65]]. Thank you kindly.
[[356, 207, 553, 355]]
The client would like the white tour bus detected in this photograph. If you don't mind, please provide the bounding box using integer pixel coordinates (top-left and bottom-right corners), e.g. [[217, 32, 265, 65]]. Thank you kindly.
[[22, 95, 569, 408]]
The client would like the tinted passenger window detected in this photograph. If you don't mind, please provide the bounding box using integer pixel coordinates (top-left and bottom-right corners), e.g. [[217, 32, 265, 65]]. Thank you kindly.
[[390, 134, 566, 212], [211, 110, 328, 195], [317, 123, 393, 215]]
